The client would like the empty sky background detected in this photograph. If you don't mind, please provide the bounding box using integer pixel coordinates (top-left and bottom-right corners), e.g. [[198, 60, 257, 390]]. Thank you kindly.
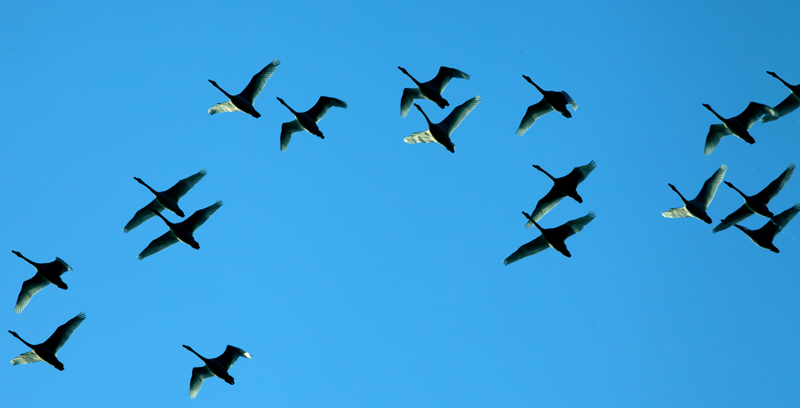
[[3, 1, 800, 406]]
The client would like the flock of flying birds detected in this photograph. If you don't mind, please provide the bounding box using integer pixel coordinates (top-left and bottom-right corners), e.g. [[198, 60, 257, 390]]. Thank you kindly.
[[7, 60, 800, 397]]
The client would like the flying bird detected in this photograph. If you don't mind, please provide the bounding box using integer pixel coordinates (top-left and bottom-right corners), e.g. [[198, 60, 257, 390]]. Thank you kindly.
[[9, 312, 86, 371], [703, 102, 775, 155], [733, 204, 800, 253], [404, 95, 481, 153], [123, 168, 207, 233], [504, 211, 595, 264], [183, 345, 252, 399], [276, 96, 347, 151], [516, 75, 577, 136], [713, 164, 794, 233], [525, 160, 596, 228], [662, 164, 727, 224], [398, 66, 470, 117], [761, 71, 800, 122], [208, 59, 281, 118], [11, 250, 72, 313], [138, 200, 223, 260]]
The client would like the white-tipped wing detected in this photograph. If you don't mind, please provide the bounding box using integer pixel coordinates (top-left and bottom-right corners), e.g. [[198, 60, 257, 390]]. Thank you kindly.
[[694, 164, 727, 210], [561, 92, 578, 110], [754, 163, 795, 203], [124, 199, 165, 233], [165, 168, 207, 201], [404, 131, 438, 144], [736, 102, 776, 129], [662, 206, 692, 219], [138, 231, 179, 260], [516, 99, 553, 136], [42, 312, 86, 354], [240, 59, 280, 103], [189, 366, 213, 399], [208, 101, 239, 115], [526, 188, 566, 228], [442, 95, 480, 135], [429, 66, 470, 93], [704, 124, 731, 155], [503, 236, 549, 265], [307, 96, 347, 122], [182, 200, 223, 233], [400, 88, 422, 117], [216, 345, 252, 370], [552, 212, 596, 240], [280, 120, 304, 151], [11, 350, 43, 365], [712, 205, 754, 233], [762, 94, 800, 122], [15, 274, 49, 313]]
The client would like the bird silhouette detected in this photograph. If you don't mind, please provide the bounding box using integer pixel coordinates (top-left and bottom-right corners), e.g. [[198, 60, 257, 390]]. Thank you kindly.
[[733, 204, 800, 253], [208, 59, 280, 118], [663, 165, 727, 224], [761, 71, 800, 122], [713, 164, 794, 233], [516, 75, 577, 136], [124, 168, 207, 233], [504, 211, 595, 264], [138, 200, 223, 260], [405, 95, 481, 153], [183, 345, 251, 399], [9, 312, 86, 371], [703, 102, 775, 154], [525, 160, 596, 227], [276, 96, 347, 151], [11, 250, 73, 313], [398, 66, 470, 117]]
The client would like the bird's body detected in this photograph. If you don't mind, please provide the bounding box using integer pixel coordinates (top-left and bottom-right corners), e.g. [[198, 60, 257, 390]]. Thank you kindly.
[[734, 204, 800, 253], [703, 102, 775, 154], [663, 165, 727, 224], [405, 95, 481, 153], [504, 212, 595, 264], [9, 312, 86, 371], [526, 160, 596, 227], [761, 71, 800, 122], [713, 164, 795, 233], [124, 169, 207, 233], [516, 75, 577, 136], [12, 250, 72, 313], [276, 96, 347, 151], [208, 59, 280, 118], [183, 345, 251, 398], [138, 200, 223, 260], [398, 66, 470, 117]]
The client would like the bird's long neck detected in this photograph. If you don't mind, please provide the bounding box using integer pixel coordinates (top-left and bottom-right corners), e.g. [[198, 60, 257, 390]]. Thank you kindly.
[[277, 98, 298, 116], [417, 107, 432, 126], [769, 72, 791, 88], [704, 105, 725, 122], [209, 80, 233, 99], [183, 345, 207, 363], [400, 68, 421, 87], [135, 178, 159, 196], [670, 185, 687, 203], [534, 166, 556, 182], [525, 77, 545, 95], [13, 251, 35, 266], [725, 182, 746, 198], [8, 331, 34, 350], [151, 209, 173, 227]]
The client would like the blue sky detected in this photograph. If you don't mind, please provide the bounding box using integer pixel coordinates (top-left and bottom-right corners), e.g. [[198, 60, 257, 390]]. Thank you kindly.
[[3, 0, 800, 406]]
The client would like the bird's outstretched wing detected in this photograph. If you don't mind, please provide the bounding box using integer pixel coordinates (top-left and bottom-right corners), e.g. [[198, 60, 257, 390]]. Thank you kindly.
[[662, 206, 692, 219], [760, 204, 800, 238], [562, 160, 597, 186], [429, 66, 470, 93], [442, 95, 481, 135], [516, 99, 553, 136], [503, 236, 549, 265], [184, 200, 223, 233], [138, 231, 179, 260], [753, 164, 795, 203], [11, 351, 43, 365], [240, 59, 281, 103], [307, 96, 347, 122], [526, 188, 566, 228], [216, 345, 252, 370], [15, 274, 49, 313], [762, 94, 800, 122], [189, 366, 213, 399], [400, 88, 422, 117], [208, 101, 239, 115], [552, 212, 596, 240], [42, 312, 86, 353], [736, 102, 776, 129], [280, 120, 304, 151], [712, 205, 754, 233], [404, 131, 437, 144], [704, 124, 731, 155], [165, 169, 207, 202], [695, 164, 727, 210]]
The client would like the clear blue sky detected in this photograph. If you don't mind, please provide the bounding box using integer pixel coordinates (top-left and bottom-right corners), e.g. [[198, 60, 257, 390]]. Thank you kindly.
[[3, 1, 800, 407]]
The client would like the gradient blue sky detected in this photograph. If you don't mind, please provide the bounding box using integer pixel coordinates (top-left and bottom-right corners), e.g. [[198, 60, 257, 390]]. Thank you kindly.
[[3, 1, 800, 407]]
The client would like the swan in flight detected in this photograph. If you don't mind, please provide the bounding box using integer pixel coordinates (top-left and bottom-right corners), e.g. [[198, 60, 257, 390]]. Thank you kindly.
[[138, 200, 223, 260], [208, 59, 280, 118], [733, 204, 800, 253], [398, 66, 470, 117], [183, 345, 251, 399], [516, 75, 577, 136], [9, 312, 86, 371], [123, 168, 207, 233], [703, 102, 775, 155], [525, 160, 596, 228], [662, 164, 727, 224], [11, 250, 72, 313], [276, 96, 347, 151], [761, 71, 800, 122], [504, 211, 595, 264], [404, 95, 481, 153], [713, 164, 794, 233]]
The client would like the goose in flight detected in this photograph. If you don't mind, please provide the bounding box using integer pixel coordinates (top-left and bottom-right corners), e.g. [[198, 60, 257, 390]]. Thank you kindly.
[[733, 204, 800, 253], [525, 160, 596, 228], [138, 200, 223, 260], [404, 95, 481, 153], [398, 66, 470, 117], [12, 250, 72, 313], [713, 164, 795, 233], [662, 164, 727, 224], [276, 96, 347, 151], [183, 345, 251, 399], [516, 75, 577, 136], [208, 59, 280, 118], [761, 71, 800, 122], [504, 211, 595, 264], [703, 102, 775, 155], [123, 168, 207, 233], [9, 312, 86, 371]]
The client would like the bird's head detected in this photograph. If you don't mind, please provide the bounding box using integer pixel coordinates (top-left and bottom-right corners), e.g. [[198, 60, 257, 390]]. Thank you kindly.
[[767, 71, 777, 78], [175, 209, 185, 217], [702, 103, 712, 110], [133, 177, 144, 184], [398, 66, 408, 75], [11, 250, 21, 257], [208, 79, 217, 86]]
